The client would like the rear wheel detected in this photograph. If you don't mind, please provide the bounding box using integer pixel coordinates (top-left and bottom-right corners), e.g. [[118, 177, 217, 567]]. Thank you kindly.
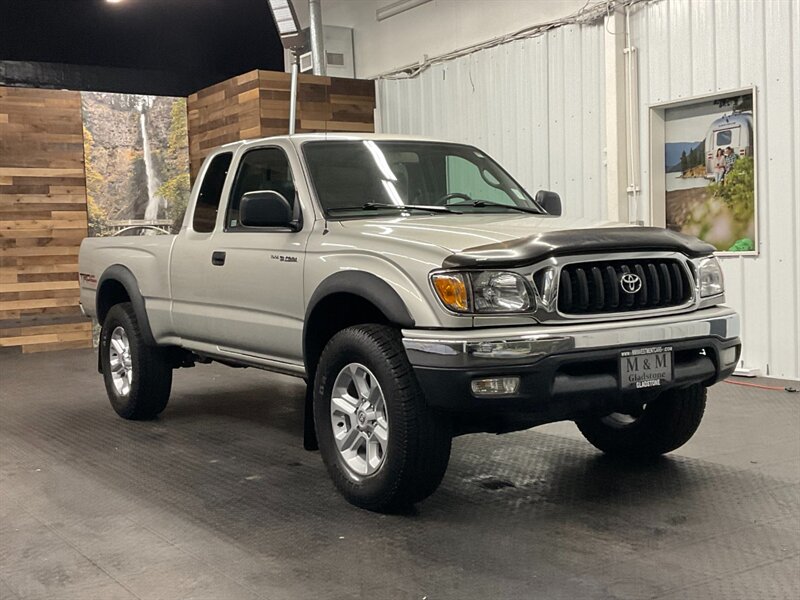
[[313, 324, 452, 511], [100, 302, 172, 420], [576, 384, 706, 458]]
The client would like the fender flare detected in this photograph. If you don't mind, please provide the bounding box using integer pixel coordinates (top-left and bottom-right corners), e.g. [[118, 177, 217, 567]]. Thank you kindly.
[[304, 270, 416, 332], [97, 264, 157, 346]]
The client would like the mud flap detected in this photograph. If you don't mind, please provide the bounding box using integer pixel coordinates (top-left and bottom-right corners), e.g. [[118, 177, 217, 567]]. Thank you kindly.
[[303, 381, 318, 451]]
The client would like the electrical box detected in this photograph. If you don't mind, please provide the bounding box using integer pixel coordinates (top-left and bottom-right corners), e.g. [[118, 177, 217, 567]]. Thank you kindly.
[[286, 25, 355, 78]]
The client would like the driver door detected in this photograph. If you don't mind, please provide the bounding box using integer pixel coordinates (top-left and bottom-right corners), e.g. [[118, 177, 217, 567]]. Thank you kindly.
[[171, 143, 312, 366]]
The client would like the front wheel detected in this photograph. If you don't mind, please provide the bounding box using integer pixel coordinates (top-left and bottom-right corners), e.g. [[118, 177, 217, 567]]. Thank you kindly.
[[313, 324, 452, 511], [576, 384, 707, 458], [100, 302, 172, 420]]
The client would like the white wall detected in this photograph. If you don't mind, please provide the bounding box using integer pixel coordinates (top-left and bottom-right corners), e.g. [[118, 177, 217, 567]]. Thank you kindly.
[[378, 22, 608, 221], [293, 0, 589, 78], [632, 0, 800, 379], [374, 0, 799, 379]]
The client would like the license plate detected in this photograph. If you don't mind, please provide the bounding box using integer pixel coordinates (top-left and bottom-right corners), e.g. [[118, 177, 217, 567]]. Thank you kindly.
[[619, 346, 673, 390]]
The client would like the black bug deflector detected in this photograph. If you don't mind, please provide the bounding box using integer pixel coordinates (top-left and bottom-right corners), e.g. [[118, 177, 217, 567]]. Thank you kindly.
[[441, 227, 716, 269]]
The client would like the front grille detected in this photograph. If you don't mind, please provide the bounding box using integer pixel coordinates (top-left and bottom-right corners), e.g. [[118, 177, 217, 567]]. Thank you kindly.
[[555, 258, 693, 315]]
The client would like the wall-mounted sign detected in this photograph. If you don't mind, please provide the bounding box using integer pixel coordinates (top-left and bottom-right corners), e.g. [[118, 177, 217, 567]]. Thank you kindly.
[[661, 90, 757, 254]]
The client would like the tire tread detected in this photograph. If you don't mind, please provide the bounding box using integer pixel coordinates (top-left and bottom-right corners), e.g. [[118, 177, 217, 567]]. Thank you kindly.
[[314, 324, 451, 511], [576, 385, 706, 458], [101, 302, 172, 420]]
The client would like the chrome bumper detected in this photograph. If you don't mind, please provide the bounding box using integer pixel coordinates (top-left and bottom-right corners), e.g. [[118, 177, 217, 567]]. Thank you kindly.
[[402, 306, 740, 369]]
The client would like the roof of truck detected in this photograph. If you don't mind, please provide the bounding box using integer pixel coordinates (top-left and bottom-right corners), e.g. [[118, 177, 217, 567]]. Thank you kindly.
[[219, 132, 451, 149]]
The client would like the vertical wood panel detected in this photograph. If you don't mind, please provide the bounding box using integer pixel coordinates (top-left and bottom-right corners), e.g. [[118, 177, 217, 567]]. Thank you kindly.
[[0, 86, 92, 354]]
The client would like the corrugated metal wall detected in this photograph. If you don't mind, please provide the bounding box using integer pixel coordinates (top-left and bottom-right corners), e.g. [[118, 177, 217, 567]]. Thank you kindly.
[[632, 0, 799, 379], [377, 0, 800, 380], [377, 22, 608, 221]]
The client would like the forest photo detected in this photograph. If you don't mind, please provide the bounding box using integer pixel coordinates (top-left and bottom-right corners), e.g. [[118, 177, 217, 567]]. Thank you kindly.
[[81, 92, 190, 236], [663, 92, 756, 253]]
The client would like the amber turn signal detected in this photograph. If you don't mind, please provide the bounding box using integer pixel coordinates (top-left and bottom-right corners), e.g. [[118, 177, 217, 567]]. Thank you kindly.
[[432, 273, 469, 312]]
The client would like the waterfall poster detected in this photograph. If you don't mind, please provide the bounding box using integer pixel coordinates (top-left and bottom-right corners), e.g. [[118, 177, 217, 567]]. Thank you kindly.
[[80, 92, 190, 236]]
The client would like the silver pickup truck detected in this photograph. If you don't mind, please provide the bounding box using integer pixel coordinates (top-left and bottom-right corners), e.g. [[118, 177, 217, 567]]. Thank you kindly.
[[79, 134, 741, 511]]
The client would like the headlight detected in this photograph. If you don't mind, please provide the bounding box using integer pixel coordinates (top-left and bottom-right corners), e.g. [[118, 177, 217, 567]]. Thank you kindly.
[[431, 271, 531, 313], [697, 256, 724, 297], [471, 271, 531, 312]]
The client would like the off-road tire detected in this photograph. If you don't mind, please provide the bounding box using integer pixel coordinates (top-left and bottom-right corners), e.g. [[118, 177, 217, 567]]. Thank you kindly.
[[100, 302, 172, 420], [576, 384, 707, 458], [313, 324, 452, 511]]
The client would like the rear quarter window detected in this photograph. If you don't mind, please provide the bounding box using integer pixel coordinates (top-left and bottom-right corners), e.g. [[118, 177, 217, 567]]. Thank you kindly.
[[193, 153, 233, 233]]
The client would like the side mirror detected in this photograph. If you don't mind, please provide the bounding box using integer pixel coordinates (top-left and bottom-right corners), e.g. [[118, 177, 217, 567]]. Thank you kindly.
[[535, 190, 562, 216], [239, 190, 296, 229]]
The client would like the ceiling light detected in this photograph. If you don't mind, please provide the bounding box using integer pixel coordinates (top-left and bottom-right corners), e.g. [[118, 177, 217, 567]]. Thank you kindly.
[[267, 0, 305, 48], [377, 0, 433, 22]]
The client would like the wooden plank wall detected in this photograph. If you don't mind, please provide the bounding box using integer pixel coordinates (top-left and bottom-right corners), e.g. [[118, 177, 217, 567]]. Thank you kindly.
[[0, 86, 92, 354], [188, 70, 375, 178]]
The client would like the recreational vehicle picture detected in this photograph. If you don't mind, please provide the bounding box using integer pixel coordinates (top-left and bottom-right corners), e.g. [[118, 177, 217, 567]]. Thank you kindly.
[[705, 112, 754, 179]]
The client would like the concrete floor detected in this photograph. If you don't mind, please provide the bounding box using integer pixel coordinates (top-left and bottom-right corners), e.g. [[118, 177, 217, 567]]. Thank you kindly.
[[1, 349, 798, 600]]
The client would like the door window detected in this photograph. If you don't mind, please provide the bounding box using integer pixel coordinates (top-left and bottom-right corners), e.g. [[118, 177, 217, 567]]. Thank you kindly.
[[226, 148, 296, 229], [193, 152, 233, 233]]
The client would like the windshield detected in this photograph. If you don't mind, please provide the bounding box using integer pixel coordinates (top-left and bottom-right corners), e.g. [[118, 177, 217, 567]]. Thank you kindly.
[[302, 140, 543, 217]]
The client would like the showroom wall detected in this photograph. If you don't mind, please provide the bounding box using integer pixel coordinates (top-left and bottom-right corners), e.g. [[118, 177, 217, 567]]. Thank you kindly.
[[378, 22, 608, 224], [0, 87, 93, 353], [291, 0, 590, 78], [631, 0, 799, 380], [374, 0, 799, 379], [1, 70, 376, 353]]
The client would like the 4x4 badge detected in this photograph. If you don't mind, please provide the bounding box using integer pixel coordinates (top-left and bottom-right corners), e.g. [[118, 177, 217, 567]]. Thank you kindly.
[[620, 273, 643, 294]]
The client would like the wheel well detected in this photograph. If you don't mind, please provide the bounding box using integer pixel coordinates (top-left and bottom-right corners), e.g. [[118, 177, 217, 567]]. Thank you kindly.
[[96, 279, 130, 325], [304, 293, 391, 379]]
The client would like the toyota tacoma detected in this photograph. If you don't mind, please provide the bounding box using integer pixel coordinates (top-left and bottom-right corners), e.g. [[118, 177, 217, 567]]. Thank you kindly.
[[79, 134, 741, 511]]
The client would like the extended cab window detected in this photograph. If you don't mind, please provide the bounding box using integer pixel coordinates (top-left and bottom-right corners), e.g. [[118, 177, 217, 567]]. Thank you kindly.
[[226, 147, 296, 229], [193, 152, 233, 233]]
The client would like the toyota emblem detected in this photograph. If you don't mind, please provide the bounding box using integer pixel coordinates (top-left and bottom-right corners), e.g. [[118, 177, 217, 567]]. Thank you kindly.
[[620, 273, 642, 294]]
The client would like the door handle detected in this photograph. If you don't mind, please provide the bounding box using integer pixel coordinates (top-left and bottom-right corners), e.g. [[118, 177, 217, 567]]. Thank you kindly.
[[211, 251, 226, 266]]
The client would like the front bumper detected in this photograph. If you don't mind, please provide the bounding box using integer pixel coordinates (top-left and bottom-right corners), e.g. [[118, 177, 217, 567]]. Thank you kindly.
[[402, 306, 741, 419]]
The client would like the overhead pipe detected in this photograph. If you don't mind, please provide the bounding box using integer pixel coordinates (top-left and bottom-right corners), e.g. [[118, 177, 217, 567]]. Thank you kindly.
[[623, 4, 641, 224], [309, 0, 326, 76]]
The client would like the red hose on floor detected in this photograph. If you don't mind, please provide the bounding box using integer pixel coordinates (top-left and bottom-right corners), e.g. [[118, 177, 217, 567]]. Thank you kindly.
[[725, 379, 798, 393]]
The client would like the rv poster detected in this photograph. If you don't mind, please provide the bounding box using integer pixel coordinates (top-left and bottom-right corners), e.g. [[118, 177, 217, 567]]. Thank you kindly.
[[663, 91, 756, 253]]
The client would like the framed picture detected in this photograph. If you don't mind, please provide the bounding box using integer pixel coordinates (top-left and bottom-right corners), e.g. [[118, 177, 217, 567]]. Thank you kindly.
[[81, 92, 190, 238], [648, 87, 758, 255]]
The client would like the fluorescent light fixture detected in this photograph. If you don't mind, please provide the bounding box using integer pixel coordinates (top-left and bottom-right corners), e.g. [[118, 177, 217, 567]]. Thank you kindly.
[[376, 0, 433, 22], [106, 0, 124, 3], [268, 0, 306, 49]]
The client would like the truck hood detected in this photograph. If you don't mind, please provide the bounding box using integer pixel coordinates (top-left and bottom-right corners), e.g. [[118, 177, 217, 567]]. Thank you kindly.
[[332, 213, 714, 268], [336, 213, 715, 268]]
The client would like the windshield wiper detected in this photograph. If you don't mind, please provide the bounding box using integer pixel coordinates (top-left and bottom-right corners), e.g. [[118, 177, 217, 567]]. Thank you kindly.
[[328, 202, 461, 214], [448, 198, 544, 215]]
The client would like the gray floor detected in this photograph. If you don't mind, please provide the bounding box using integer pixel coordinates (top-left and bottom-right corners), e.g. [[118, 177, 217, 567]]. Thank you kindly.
[[1, 349, 798, 600]]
